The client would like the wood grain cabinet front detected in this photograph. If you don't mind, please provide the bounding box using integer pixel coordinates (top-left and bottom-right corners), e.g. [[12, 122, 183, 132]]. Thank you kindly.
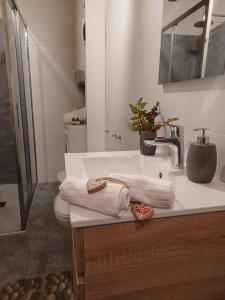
[[72, 212, 225, 300]]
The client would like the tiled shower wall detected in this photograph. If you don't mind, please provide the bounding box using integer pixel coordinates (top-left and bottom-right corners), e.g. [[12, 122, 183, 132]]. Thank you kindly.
[[159, 21, 225, 81], [206, 21, 225, 77], [159, 34, 202, 83], [0, 21, 17, 184]]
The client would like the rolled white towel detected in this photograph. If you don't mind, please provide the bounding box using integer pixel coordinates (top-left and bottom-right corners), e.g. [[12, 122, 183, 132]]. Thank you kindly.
[[59, 177, 130, 217], [109, 173, 174, 209]]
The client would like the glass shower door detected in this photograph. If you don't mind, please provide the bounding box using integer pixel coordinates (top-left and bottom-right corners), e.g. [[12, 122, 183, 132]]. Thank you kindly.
[[2, 0, 37, 229], [0, 2, 21, 234], [16, 13, 37, 193], [14, 11, 37, 211]]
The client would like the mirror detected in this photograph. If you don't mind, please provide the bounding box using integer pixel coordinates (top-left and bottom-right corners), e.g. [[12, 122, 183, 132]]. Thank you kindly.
[[159, 0, 225, 84]]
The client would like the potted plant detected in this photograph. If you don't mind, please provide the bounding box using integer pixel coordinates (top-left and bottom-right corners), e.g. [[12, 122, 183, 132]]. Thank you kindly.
[[129, 98, 179, 155]]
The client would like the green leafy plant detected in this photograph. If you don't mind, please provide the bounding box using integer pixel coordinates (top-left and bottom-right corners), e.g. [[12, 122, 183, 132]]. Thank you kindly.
[[129, 98, 179, 134]]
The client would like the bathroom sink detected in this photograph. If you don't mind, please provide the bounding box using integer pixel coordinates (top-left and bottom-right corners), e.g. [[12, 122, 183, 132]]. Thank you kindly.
[[65, 150, 225, 228], [65, 149, 185, 182], [82, 154, 172, 179]]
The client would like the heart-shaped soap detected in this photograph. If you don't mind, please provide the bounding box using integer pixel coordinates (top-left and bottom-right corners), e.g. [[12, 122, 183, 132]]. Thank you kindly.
[[131, 203, 154, 221], [87, 178, 107, 194]]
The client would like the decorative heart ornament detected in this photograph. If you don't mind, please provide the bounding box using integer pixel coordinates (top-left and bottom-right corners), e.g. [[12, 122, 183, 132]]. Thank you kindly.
[[87, 178, 107, 194], [131, 203, 154, 221]]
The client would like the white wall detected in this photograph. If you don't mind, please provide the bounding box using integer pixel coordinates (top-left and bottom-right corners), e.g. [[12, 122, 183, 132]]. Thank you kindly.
[[86, 0, 107, 151], [211, 0, 225, 29], [163, 0, 200, 26], [213, 0, 225, 13], [74, 0, 85, 72], [17, 0, 84, 182], [163, 0, 206, 36], [105, 0, 152, 151]]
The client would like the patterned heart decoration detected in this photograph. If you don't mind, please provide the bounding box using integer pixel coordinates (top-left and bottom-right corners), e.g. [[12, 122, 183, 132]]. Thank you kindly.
[[87, 178, 107, 194], [131, 203, 154, 221]]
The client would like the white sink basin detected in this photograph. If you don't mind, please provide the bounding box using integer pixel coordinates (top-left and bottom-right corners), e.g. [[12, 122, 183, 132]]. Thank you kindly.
[[65, 150, 174, 181], [83, 154, 173, 179]]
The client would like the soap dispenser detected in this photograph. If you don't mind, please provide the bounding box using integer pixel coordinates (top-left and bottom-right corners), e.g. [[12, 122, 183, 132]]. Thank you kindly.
[[186, 128, 217, 183]]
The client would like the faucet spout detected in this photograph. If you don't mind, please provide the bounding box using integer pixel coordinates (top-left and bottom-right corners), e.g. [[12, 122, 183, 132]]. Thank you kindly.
[[144, 125, 184, 169]]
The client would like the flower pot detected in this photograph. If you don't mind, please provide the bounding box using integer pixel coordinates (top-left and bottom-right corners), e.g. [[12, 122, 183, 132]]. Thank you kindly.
[[140, 131, 157, 156]]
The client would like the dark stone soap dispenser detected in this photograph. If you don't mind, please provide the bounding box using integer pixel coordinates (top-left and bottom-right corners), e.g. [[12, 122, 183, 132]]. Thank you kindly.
[[186, 128, 217, 183]]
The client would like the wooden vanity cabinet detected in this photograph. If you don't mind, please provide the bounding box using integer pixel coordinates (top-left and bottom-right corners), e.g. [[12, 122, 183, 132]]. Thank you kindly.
[[71, 211, 225, 300]]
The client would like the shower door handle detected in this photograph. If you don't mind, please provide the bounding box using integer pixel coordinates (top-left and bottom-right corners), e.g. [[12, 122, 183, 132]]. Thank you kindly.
[[15, 103, 20, 129], [83, 21, 86, 42], [10, 75, 20, 130]]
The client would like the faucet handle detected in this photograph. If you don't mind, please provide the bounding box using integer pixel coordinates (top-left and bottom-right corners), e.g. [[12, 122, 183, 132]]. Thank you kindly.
[[169, 124, 184, 138]]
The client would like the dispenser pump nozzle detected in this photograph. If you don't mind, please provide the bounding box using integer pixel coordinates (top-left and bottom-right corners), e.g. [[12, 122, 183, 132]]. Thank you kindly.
[[194, 128, 210, 144]]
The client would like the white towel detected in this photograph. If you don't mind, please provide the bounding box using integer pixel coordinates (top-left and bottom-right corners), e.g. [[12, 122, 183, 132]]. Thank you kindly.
[[109, 173, 174, 209], [59, 177, 130, 217], [63, 107, 87, 123]]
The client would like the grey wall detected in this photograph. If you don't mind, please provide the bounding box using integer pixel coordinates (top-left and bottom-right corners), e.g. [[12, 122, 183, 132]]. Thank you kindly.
[[159, 33, 202, 84], [159, 21, 225, 83], [158, 33, 172, 84], [206, 21, 225, 77], [171, 34, 202, 82], [0, 21, 17, 184]]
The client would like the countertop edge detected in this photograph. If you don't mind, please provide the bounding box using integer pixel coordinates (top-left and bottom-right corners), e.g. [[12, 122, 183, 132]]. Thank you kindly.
[[70, 205, 225, 228]]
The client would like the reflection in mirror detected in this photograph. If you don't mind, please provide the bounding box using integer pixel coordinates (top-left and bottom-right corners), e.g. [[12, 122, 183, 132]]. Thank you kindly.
[[205, 0, 225, 77], [159, 1, 208, 84]]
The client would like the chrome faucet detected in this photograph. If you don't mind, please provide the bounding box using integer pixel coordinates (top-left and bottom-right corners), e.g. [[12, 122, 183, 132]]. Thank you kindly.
[[144, 125, 184, 169]]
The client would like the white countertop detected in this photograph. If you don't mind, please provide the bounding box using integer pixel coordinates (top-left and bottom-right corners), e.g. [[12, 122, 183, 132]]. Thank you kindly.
[[65, 150, 225, 228]]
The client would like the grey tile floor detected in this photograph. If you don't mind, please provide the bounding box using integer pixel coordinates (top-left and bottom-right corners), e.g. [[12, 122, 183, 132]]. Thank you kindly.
[[0, 183, 70, 289], [0, 184, 21, 234]]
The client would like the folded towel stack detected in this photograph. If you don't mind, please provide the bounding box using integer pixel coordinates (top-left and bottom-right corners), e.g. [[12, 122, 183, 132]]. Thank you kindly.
[[59, 177, 130, 217], [110, 173, 174, 208]]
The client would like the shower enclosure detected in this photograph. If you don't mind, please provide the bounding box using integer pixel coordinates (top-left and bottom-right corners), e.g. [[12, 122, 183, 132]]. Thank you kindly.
[[0, 0, 37, 234]]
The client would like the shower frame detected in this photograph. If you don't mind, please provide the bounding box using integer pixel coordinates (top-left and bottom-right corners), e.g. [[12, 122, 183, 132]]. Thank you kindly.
[[0, 0, 37, 232]]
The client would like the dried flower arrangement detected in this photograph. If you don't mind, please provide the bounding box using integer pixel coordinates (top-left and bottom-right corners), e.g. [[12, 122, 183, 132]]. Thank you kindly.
[[129, 98, 179, 134]]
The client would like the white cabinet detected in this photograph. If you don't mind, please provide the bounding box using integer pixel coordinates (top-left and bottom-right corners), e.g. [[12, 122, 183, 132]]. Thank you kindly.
[[65, 124, 87, 153]]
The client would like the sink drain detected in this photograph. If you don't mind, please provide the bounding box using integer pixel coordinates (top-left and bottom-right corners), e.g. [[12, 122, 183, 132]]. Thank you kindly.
[[158, 172, 163, 179]]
